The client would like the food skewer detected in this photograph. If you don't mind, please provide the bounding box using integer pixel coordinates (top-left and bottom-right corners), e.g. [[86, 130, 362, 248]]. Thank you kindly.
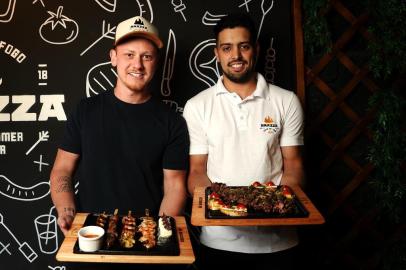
[[119, 210, 136, 248], [138, 209, 157, 249], [95, 211, 108, 228], [105, 209, 119, 249]]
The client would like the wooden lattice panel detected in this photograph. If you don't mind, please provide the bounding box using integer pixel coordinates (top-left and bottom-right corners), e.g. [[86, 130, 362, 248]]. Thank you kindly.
[[296, 0, 386, 269], [304, 1, 378, 215]]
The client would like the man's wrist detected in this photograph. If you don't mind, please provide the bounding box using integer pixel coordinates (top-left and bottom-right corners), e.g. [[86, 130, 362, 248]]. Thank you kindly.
[[60, 207, 76, 218]]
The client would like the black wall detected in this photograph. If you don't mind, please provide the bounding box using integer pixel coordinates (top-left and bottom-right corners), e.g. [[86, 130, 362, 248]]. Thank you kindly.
[[0, 0, 294, 269]]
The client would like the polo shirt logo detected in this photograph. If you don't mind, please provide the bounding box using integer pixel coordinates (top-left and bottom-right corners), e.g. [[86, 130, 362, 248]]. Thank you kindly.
[[260, 116, 279, 134]]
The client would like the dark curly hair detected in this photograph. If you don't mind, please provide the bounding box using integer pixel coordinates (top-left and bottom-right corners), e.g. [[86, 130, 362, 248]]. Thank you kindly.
[[213, 13, 257, 45]]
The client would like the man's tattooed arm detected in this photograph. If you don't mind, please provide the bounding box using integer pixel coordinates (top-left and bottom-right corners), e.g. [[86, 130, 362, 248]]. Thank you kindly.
[[55, 175, 74, 193]]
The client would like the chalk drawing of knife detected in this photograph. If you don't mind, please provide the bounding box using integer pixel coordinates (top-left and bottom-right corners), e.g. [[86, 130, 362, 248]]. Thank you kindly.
[[161, 29, 176, 97], [0, 212, 38, 263]]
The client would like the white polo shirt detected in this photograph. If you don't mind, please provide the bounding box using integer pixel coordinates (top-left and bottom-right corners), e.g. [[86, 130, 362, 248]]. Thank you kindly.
[[183, 73, 304, 253]]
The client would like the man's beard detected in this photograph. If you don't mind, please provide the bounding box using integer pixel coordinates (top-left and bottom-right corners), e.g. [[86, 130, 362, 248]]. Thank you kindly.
[[222, 59, 256, 83], [223, 68, 254, 83]]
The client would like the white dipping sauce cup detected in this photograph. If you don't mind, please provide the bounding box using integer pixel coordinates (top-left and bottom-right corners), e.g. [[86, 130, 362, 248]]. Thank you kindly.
[[78, 226, 105, 252]]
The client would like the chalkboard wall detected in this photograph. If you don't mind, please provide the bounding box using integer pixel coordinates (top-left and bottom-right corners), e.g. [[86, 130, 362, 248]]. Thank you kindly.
[[0, 0, 294, 269]]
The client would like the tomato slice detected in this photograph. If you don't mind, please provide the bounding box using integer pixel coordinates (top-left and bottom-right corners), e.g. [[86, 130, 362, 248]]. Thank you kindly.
[[282, 185, 293, 198], [265, 181, 276, 187], [251, 181, 263, 188], [236, 203, 247, 210], [209, 192, 220, 199]]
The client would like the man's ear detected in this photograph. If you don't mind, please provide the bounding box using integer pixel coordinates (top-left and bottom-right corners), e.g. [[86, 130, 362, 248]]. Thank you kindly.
[[253, 42, 260, 64], [110, 48, 117, 67], [255, 42, 260, 58], [214, 47, 219, 62]]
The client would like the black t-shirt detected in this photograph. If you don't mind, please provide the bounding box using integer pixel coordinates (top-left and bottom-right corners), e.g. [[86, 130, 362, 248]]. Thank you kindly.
[[60, 91, 189, 215]]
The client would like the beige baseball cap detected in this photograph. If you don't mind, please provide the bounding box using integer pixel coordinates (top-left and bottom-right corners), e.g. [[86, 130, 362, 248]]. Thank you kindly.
[[114, 16, 163, 49]]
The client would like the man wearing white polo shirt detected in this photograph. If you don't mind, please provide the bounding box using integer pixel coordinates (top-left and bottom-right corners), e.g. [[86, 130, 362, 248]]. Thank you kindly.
[[183, 13, 304, 269]]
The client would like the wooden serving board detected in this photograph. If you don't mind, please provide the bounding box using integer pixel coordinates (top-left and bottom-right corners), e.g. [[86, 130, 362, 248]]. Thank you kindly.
[[191, 185, 325, 226], [56, 213, 195, 264]]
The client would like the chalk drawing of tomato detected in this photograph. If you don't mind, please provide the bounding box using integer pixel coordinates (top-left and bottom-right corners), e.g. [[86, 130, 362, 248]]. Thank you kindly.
[[39, 6, 79, 45]]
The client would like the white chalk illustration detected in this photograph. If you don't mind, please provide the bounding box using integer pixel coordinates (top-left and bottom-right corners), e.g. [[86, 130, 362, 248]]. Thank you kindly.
[[257, 0, 274, 39], [32, 0, 45, 8], [189, 39, 220, 87], [39, 6, 79, 45], [136, 0, 153, 22], [264, 37, 276, 84], [161, 29, 176, 97], [26, 131, 49, 155], [0, 0, 16, 23], [0, 212, 38, 262], [238, 0, 253, 12], [74, 181, 79, 195], [162, 100, 183, 113], [171, 0, 187, 22], [86, 61, 117, 97], [0, 78, 2, 86], [34, 207, 58, 254], [48, 266, 66, 270], [80, 20, 116, 56], [0, 175, 50, 201], [33, 155, 49, 172], [94, 0, 116, 12], [202, 11, 226, 26], [0, 241, 12, 255]]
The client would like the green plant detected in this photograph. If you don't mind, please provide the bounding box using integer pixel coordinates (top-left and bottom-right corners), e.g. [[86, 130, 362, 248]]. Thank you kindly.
[[302, 0, 331, 55], [368, 88, 406, 223], [366, 0, 406, 79]]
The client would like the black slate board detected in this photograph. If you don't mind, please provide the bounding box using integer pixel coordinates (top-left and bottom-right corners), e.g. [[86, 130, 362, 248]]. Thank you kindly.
[[205, 186, 309, 219], [73, 214, 180, 256]]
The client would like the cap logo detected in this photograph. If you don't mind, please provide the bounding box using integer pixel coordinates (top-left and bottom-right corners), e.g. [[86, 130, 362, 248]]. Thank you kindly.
[[130, 18, 147, 30]]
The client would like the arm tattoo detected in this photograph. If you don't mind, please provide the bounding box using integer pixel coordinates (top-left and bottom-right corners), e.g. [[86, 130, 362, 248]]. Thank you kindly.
[[55, 175, 74, 193]]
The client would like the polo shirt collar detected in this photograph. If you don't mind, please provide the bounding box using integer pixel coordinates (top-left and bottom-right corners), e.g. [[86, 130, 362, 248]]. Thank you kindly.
[[215, 73, 270, 100]]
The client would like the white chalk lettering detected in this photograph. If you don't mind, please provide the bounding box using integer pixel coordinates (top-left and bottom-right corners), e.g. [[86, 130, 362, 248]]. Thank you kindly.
[[0, 95, 67, 121], [0, 41, 27, 63], [0, 145, 5, 154], [12, 95, 36, 121], [0, 132, 23, 142], [0, 96, 10, 121], [38, 95, 67, 121]]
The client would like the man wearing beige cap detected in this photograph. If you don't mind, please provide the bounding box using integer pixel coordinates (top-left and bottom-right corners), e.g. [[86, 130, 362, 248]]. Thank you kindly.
[[50, 16, 189, 239]]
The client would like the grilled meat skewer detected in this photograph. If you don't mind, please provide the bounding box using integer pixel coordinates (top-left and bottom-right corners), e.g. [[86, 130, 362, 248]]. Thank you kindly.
[[138, 209, 157, 249], [120, 210, 136, 248], [95, 211, 108, 228], [105, 209, 119, 249]]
